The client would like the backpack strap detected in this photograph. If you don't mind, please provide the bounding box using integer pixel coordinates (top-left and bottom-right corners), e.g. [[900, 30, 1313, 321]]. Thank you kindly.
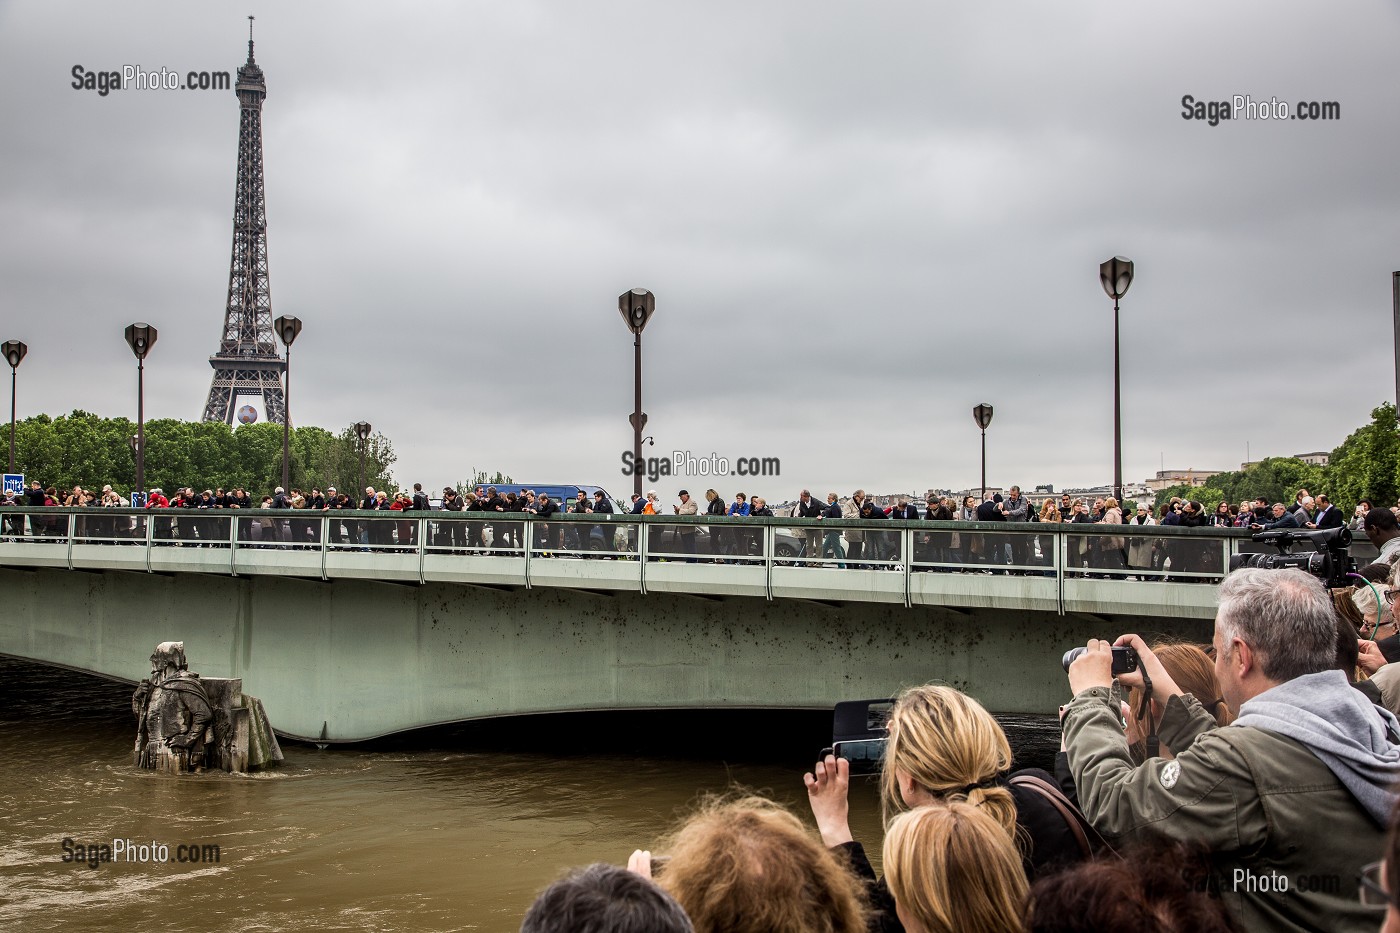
[[1008, 773, 1113, 860]]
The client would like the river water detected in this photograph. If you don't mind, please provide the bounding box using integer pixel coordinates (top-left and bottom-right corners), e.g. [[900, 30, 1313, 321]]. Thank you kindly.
[[0, 658, 1058, 932]]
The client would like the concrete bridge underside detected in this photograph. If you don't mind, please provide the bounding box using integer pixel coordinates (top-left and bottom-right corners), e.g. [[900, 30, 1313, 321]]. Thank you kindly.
[[0, 566, 1211, 742]]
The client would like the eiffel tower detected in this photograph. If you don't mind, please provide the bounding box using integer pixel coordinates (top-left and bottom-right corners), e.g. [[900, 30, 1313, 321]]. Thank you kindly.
[[202, 18, 286, 426]]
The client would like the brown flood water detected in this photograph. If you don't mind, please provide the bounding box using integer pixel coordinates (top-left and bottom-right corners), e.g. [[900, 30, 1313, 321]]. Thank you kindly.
[[0, 658, 1058, 932]]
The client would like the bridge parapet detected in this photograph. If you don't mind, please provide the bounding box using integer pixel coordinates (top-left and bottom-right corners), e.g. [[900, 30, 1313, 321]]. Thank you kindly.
[[0, 507, 1295, 620]]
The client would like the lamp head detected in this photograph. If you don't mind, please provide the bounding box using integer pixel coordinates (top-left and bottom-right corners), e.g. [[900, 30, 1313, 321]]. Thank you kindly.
[[124, 323, 157, 361], [1099, 256, 1134, 301], [618, 288, 655, 335], [1, 340, 26, 369], [973, 403, 994, 430], [354, 421, 372, 441], [274, 315, 302, 347]]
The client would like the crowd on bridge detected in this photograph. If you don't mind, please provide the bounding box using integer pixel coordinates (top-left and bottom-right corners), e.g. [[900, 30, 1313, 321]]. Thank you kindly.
[[518, 565, 1400, 933], [2, 479, 1396, 575]]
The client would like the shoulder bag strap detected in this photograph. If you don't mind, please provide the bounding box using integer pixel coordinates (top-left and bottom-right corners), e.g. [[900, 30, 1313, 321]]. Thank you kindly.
[[1008, 773, 1113, 860]]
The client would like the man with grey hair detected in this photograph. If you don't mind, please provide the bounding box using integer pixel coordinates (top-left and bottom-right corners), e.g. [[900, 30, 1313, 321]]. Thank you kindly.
[[520, 862, 692, 933], [1064, 567, 1400, 932]]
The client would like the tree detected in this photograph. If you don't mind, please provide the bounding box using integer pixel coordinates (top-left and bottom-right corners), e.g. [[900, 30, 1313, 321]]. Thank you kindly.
[[1153, 457, 1325, 514], [8, 412, 398, 497], [1328, 403, 1400, 511]]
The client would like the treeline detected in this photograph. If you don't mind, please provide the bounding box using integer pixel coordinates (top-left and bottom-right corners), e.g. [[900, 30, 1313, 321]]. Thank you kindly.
[[1154, 403, 1400, 513], [7, 411, 398, 497]]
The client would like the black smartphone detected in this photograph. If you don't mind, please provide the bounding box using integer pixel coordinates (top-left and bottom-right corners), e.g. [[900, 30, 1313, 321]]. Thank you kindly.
[[831, 737, 887, 765]]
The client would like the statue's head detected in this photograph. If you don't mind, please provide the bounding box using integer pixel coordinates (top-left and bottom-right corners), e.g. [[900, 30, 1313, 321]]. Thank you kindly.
[[149, 641, 188, 678]]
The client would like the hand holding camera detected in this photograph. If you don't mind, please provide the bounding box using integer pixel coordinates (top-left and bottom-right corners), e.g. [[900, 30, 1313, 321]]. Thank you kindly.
[[803, 753, 854, 847], [1062, 636, 1186, 705]]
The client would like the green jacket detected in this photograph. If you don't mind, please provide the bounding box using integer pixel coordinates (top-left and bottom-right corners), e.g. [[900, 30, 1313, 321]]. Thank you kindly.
[[1064, 687, 1385, 933]]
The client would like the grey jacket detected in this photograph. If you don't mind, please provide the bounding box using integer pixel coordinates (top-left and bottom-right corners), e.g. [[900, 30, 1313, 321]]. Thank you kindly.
[[1000, 495, 1029, 522]]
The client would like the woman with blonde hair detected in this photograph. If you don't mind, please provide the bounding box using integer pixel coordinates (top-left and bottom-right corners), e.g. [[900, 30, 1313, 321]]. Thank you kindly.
[[806, 683, 1092, 931], [883, 801, 1028, 933], [629, 796, 866, 933]]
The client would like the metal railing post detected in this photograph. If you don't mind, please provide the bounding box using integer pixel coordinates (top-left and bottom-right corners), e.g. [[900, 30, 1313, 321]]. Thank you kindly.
[[1055, 527, 1065, 616], [903, 527, 912, 608], [145, 506, 154, 574], [229, 513, 239, 576], [638, 518, 648, 595], [417, 517, 426, 585]]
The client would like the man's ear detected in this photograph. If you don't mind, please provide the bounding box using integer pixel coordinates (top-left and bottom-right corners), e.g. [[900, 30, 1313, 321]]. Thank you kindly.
[[1232, 638, 1254, 680]]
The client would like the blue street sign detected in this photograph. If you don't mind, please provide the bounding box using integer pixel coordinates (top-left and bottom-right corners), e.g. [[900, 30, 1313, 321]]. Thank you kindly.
[[2, 474, 22, 496]]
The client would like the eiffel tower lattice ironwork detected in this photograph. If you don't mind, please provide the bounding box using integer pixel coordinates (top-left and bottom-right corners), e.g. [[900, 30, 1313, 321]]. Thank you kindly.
[[202, 18, 286, 426]]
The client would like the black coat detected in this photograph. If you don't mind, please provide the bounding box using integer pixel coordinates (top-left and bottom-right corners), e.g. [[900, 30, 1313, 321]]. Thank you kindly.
[[1314, 505, 1344, 530], [593, 497, 615, 514], [795, 498, 824, 519], [975, 500, 1003, 522]]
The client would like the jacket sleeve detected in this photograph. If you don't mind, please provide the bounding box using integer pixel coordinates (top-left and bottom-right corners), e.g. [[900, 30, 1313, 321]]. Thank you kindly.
[[1062, 686, 1265, 850], [831, 842, 904, 933]]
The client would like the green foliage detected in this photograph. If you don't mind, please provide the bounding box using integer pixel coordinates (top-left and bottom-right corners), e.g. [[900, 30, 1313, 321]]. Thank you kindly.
[[1328, 403, 1400, 511], [1154, 457, 1327, 514], [9, 412, 397, 496], [461, 468, 515, 490]]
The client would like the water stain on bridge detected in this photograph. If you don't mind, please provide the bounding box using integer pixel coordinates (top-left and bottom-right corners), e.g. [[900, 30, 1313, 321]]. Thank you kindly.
[[0, 657, 1059, 932]]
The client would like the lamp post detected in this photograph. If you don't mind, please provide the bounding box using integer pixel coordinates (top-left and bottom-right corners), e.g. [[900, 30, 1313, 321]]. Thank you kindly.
[[1099, 256, 1134, 503], [972, 403, 994, 500], [618, 289, 656, 498], [1392, 271, 1399, 420], [2, 340, 26, 476], [355, 421, 372, 496], [124, 324, 157, 497], [274, 315, 303, 491]]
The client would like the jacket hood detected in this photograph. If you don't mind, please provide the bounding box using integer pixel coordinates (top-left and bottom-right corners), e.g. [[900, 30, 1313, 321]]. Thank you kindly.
[[1234, 669, 1400, 827]]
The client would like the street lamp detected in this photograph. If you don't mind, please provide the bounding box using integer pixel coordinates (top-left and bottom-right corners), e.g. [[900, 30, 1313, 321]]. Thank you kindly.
[[972, 403, 994, 500], [124, 324, 157, 497], [1099, 256, 1134, 503], [355, 421, 372, 496], [618, 288, 655, 499], [2, 340, 26, 476], [274, 315, 303, 491]]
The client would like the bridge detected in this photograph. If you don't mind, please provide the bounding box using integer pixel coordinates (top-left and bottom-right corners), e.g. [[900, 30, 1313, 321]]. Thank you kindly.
[[0, 507, 1300, 742]]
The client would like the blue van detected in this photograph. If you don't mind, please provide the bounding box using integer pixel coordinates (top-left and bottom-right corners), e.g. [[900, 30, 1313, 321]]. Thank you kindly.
[[469, 484, 620, 513]]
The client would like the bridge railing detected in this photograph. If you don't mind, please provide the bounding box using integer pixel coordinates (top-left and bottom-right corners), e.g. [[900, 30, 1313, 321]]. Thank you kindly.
[[0, 507, 1344, 617]]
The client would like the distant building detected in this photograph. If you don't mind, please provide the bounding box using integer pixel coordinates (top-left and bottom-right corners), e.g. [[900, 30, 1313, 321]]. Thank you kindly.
[[1295, 451, 1330, 467], [1146, 469, 1223, 492]]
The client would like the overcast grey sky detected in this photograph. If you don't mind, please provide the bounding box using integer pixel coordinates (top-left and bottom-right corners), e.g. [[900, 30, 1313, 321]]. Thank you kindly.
[[2, 2, 1397, 498]]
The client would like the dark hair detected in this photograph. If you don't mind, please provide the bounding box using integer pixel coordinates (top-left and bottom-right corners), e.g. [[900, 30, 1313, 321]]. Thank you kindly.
[[1365, 508, 1399, 534], [521, 863, 693, 933], [1027, 835, 1236, 933]]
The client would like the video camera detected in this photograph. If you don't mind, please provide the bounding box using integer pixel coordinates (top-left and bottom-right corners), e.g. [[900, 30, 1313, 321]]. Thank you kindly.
[[1228, 526, 1356, 588]]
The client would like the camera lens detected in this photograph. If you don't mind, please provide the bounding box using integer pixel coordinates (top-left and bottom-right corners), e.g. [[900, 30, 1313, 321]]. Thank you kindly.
[[1062, 647, 1086, 671]]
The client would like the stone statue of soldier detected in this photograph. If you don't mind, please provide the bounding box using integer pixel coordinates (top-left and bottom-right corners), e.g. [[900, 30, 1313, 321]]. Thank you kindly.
[[132, 641, 228, 773]]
